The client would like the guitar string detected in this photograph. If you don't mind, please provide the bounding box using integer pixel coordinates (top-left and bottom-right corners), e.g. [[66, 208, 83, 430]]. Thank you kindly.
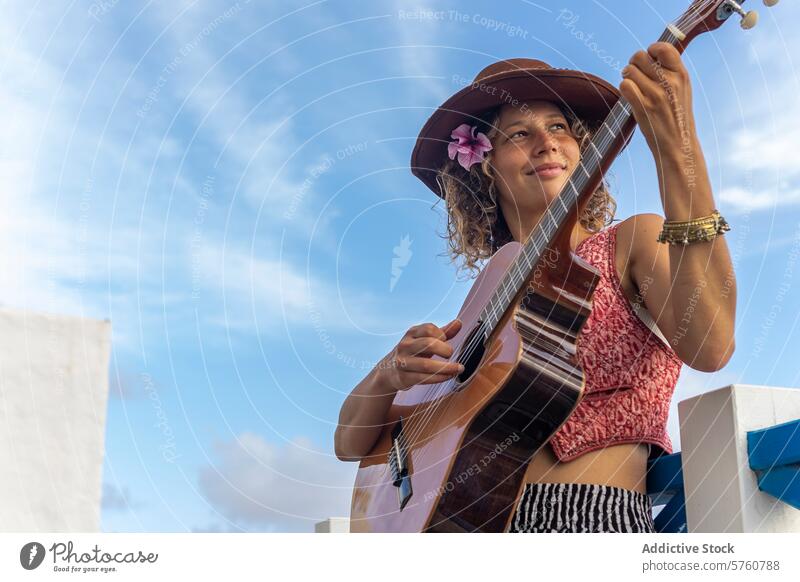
[[397, 99, 633, 470], [395, 6, 709, 473], [403, 0, 714, 474], [403, 0, 708, 450], [403, 67, 660, 467], [400, 97, 634, 458], [400, 3, 716, 509], [468, 0, 711, 349]]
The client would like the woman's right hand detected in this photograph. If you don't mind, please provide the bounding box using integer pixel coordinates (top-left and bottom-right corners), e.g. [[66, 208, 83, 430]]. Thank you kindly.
[[378, 318, 465, 392]]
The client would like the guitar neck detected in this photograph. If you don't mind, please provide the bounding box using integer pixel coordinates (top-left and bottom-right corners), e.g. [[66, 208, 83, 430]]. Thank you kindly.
[[478, 24, 690, 336]]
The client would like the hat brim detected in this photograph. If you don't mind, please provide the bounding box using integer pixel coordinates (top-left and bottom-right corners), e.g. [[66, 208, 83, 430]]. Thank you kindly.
[[410, 68, 622, 197]]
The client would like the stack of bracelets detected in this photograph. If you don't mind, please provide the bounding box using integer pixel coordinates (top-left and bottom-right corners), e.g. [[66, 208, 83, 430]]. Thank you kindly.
[[657, 209, 731, 245]]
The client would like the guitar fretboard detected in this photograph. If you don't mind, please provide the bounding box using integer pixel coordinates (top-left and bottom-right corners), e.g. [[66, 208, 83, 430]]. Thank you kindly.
[[477, 26, 684, 337], [478, 98, 633, 331]]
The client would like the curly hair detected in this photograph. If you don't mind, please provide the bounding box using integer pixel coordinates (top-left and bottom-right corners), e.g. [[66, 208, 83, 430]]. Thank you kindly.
[[435, 105, 617, 279]]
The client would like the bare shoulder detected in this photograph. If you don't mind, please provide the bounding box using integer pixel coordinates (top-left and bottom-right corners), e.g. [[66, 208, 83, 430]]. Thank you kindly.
[[615, 213, 665, 239], [615, 213, 677, 338], [615, 213, 666, 274]]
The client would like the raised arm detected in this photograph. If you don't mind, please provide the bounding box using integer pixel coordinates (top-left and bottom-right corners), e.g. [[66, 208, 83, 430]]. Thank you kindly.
[[619, 42, 736, 371]]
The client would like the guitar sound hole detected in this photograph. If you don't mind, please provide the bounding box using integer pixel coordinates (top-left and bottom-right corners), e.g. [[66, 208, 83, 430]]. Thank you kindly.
[[454, 323, 486, 387]]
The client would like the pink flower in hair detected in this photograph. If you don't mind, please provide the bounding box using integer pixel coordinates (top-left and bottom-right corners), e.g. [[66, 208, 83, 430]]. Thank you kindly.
[[447, 123, 492, 171]]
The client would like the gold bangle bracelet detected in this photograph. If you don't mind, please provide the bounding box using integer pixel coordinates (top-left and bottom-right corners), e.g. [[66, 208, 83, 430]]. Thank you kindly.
[[662, 209, 724, 227], [657, 210, 730, 245]]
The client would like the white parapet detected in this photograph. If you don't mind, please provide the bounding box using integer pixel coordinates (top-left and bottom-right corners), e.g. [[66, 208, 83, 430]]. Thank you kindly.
[[0, 308, 111, 532], [678, 384, 800, 533], [315, 517, 350, 533]]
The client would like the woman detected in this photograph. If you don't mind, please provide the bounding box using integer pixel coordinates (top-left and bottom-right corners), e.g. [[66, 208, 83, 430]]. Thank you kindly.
[[335, 43, 737, 533]]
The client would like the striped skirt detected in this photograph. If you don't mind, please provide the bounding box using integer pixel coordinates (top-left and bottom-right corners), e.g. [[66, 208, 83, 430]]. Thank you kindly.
[[509, 482, 656, 533]]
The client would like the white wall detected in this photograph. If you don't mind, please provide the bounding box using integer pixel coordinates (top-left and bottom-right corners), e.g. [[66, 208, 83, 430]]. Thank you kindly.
[[315, 517, 350, 533], [679, 384, 800, 533], [0, 308, 111, 532]]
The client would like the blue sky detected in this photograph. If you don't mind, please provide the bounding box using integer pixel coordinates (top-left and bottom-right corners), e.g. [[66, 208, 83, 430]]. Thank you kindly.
[[2, 0, 799, 532]]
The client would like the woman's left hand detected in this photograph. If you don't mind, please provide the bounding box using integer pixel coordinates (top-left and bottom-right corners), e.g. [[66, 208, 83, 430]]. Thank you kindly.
[[619, 42, 695, 157]]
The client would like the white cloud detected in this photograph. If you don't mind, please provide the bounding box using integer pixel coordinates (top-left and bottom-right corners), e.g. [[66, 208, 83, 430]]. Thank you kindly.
[[198, 432, 356, 532], [718, 9, 800, 214], [0, 1, 410, 346], [192, 237, 391, 333], [727, 124, 800, 181], [0, 34, 105, 317], [102, 482, 139, 512], [146, 1, 309, 210], [391, 1, 450, 103], [744, 230, 800, 257], [719, 185, 800, 213], [0, 6, 176, 332]]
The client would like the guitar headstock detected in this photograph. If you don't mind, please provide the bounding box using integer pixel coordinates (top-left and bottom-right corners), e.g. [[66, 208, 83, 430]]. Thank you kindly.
[[668, 0, 780, 52]]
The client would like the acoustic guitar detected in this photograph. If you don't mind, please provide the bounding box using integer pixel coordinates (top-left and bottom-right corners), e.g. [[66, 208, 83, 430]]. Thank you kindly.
[[349, 0, 772, 532]]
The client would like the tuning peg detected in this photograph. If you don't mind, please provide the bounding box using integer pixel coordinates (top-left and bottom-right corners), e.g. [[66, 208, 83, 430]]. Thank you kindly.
[[740, 10, 758, 28], [763, 0, 779, 7], [723, 1, 759, 29]]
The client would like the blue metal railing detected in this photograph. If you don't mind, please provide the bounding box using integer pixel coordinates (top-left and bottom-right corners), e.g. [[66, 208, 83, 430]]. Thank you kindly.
[[645, 418, 800, 533], [747, 418, 800, 510], [647, 452, 686, 533]]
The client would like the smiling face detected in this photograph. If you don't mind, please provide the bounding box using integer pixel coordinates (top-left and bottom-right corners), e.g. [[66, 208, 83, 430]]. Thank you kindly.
[[489, 100, 581, 239]]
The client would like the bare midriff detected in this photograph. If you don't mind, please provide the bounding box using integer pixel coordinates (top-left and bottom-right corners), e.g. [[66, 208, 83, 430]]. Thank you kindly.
[[522, 442, 650, 494]]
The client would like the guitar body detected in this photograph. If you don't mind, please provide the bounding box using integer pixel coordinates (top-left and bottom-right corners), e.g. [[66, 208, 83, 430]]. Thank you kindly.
[[350, 235, 601, 532]]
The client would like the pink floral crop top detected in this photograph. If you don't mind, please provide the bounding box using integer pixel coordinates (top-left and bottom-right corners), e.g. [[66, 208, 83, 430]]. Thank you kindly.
[[548, 222, 684, 462]]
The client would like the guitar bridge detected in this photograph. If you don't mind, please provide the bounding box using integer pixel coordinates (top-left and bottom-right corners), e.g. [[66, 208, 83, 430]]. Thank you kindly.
[[388, 417, 413, 510]]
